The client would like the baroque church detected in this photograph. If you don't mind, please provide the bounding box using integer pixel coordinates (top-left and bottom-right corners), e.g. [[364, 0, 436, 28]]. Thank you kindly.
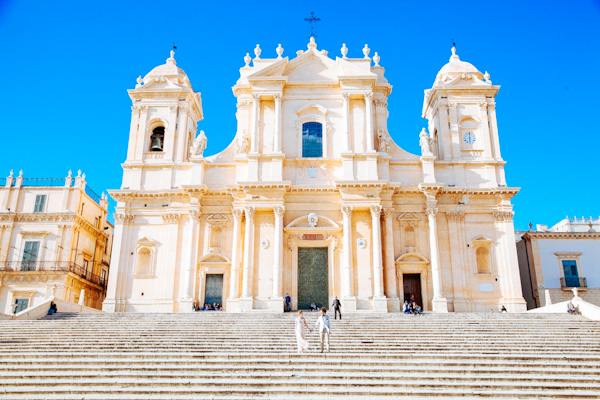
[[103, 38, 527, 314]]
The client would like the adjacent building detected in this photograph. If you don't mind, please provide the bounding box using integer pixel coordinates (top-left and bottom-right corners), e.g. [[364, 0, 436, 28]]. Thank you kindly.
[[517, 216, 600, 309], [0, 170, 113, 312], [104, 39, 527, 314]]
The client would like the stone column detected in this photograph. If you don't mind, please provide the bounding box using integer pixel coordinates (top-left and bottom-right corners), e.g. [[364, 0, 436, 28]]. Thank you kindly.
[[365, 92, 375, 152], [270, 206, 285, 312], [438, 104, 451, 161], [250, 94, 261, 154], [371, 205, 387, 311], [180, 209, 199, 310], [341, 205, 356, 311], [427, 206, 448, 312], [228, 208, 244, 300], [383, 208, 399, 310], [240, 207, 255, 311], [273, 94, 282, 153], [134, 106, 148, 162], [103, 213, 133, 312], [342, 93, 351, 152], [487, 102, 502, 160]]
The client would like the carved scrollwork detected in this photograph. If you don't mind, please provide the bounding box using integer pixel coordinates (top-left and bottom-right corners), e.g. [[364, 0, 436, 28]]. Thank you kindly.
[[162, 213, 180, 224], [273, 206, 285, 218], [341, 205, 353, 217], [370, 205, 382, 217], [232, 208, 244, 219], [446, 211, 465, 221], [244, 207, 256, 221], [236, 100, 250, 110], [493, 211, 514, 222], [273, 93, 282, 101], [426, 207, 438, 217]]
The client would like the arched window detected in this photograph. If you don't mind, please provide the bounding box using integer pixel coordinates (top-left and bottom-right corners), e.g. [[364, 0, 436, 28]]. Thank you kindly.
[[476, 247, 491, 274], [302, 122, 323, 158], [136, 248, 152, 275], [150, 127, 165, 152], [404, 226, 416, 248]]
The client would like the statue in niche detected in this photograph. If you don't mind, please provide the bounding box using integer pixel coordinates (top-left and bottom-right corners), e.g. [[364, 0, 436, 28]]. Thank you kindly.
[[235, 130, 250, 154], [190, 130, 207, 157], [377, 129, 390, 153], [419, 128, 434, 156]]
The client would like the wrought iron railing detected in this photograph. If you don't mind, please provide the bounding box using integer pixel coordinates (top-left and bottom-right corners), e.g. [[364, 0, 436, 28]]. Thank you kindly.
[[560, 277, 587, 288], [21, 178, 67, 187], [0, 178, 5, 186], [84, 185, 101, 204], [0, 261, 106, 287]]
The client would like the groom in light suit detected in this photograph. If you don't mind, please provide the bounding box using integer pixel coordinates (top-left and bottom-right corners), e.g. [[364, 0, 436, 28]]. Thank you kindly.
[[311, 307, 332, 353]]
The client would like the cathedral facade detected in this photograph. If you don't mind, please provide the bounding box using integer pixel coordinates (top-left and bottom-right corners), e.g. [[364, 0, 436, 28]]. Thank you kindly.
[[103, 38, 527, 313]]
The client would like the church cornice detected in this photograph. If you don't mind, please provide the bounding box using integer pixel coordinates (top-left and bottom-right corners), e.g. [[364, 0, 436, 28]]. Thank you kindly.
[[237, 182, 292, 190], [335, 180, 388, 189], [108, 189, 189, 201], [522, 232, 600, 240]]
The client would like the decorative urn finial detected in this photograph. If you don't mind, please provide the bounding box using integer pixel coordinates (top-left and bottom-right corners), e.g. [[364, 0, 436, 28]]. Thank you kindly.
[[244, 53, 251, 66], [373, 52, 380, 66], [18, 169, 23, 177], [341, 43, 348, 59], [136, 75, 143, 85], [276, 44, 284, 58], [308, 36, 317, 50], [254, 44, 261, 59], [67, 169, 72, 177], [362, 44, 370, 58], [9, 169, 13, 177]]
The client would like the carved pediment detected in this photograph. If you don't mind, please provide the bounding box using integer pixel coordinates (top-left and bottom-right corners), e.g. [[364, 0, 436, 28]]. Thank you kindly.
[[206, 213, 228, 224], [286, 214, 340, 230], [397, 212, 420, 221], [136, 237, 156, 247], [395, 252, 430, 264], [198, 253, 230, 263]]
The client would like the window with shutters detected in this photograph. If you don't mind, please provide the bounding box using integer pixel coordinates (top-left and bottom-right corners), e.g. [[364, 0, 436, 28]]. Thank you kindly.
[[34, 195, 47, 213], [21, 241, 39, 271]]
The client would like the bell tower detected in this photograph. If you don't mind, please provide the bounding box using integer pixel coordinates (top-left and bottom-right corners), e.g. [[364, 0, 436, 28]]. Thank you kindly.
[[122, 50, 203, 191], [423, 47, 505, 187]]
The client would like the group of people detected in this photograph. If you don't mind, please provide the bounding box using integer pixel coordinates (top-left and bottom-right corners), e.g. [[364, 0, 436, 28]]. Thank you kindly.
[[193, 301, 221, 311], [402, 295, 422, 315], [295, 307, 332, 354]]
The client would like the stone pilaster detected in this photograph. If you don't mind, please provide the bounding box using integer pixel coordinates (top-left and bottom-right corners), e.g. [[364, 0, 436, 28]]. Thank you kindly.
[[269, 206, 285, 312], [341, 205, 356, 311], [371, 205, 387, 311], [239, 207, 255, 311]]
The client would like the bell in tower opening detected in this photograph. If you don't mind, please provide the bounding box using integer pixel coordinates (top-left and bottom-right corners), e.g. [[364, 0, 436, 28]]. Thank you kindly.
[[150, 127, 165, 152]]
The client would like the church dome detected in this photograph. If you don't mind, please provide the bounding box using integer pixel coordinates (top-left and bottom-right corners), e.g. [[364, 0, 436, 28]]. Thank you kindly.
[[142, 50, 189, 85], [437, 47, 483, 80]]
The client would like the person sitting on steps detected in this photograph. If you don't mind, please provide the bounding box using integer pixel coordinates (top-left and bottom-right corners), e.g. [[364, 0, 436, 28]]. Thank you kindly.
[[567, 301, 580, 315], [48, 301, 57, 315], [309, 302, 318, 311], [412, 301, 422, 315], [402, 300, 411, 314]]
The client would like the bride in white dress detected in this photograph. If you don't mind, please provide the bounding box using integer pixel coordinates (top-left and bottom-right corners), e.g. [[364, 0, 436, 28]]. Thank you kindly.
[[295, 310, 310, 353]]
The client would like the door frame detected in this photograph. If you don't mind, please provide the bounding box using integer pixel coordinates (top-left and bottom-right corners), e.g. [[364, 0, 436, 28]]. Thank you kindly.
[[395, 253, 430, 311], [288, 236, 338, 312], [203, 273, 224, 306], [196, 257, 230, 311]]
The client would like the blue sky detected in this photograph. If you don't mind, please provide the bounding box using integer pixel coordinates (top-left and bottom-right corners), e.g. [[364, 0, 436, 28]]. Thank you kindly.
[[0, 0, 598, 230]]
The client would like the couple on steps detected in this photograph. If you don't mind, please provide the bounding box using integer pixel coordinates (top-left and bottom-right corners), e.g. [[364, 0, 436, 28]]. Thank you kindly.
[[295, 308, 332, 354]]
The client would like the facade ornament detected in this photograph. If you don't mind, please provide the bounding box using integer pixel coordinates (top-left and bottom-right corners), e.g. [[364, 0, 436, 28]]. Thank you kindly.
[[342, 93, 350, 100], [377, 129, 391, 153], [449, 103, 457, 110], [67, 170, 72, 178], [307, 36, 317, 50], [375, 100, 388, 108], [483, 71, 492, 84], [9, 169, 14, 177], [341, 205, 353, 217], [190, 130, 207, 157], [18, 170, 23, 177], [252, 93, 261, 102], [341, 43, 348, 59], [426, 207, 438, 217], [383, 208, 395, 218], [254, 44, 261, 59], [493, 211, 514, 222], [373, 52, 380, 66], [243, 53, 251, 67], [419, 128, 434, 156], [189, 209, 200, 220], [276, 44, 284, 59], [273, 206, 285, 218], [136, 76, 143, 85], [446, 211, 465, 221], [235, 131, 250, 155], [162, 213, 180, 224], [362, 44, 370, 58], [169, 104, 177, 112], [370, 205, 382, 217], [236, 100, 250, 110], [273, 93, 282, 102], [364, 92, 374, 101], [307, 212, 318, 227], [244, 207, 255, 221], [232, 208, 244, 220]]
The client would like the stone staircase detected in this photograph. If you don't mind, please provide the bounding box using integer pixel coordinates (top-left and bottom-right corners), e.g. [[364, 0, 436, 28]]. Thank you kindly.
[[1, 312, 599, 399]]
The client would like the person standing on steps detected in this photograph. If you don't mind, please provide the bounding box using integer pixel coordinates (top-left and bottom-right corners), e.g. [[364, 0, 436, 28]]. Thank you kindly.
[[285, 293, 291, 312], [295, 311, 310, 353], [332, 296, 342, 320], [311, 307, 331, 353]]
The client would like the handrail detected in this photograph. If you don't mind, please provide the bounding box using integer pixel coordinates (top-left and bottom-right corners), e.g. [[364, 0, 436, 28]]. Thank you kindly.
[[0, 261, 107, 287], [21, 178, 67, 187]]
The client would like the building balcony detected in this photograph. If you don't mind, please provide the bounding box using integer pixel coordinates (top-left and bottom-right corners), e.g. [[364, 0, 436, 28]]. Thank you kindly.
[[0, 261, 106, 288], [560, 277, 587, 290]]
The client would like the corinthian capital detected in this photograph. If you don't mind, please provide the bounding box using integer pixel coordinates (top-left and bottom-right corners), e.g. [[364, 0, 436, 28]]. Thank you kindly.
[[342, 93, 350, 100], [426, 207, 438, 217], [273, 206, 285, 218], [370, 205, 382, 217], [341, 205, 353, 217], [364, 92, 374, 101], [252, 94, 261, 102], [244, 207, 256, 220], [273, 93, 282, 101], [232, 208, 244, 220]]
